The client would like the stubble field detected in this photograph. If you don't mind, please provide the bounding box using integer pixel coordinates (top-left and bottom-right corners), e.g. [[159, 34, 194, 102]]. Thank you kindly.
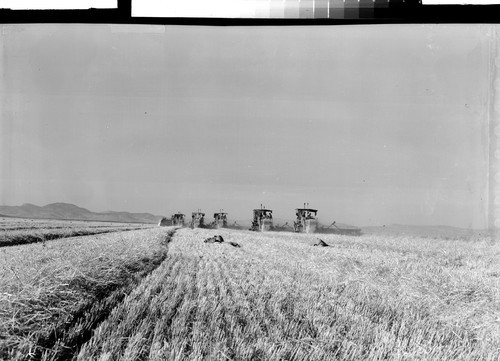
[[0, 217, 154, 247], [1, 223, 499, 360], [77, 228, 500, 361]]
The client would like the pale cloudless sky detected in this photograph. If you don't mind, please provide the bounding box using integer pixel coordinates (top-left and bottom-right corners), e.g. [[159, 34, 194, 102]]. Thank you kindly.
[[0, 24, 492, 228]]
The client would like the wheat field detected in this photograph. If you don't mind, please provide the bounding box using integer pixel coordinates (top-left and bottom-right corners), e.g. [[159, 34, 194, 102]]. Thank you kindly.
[[0, 217, 153, 247], [72, 228, 500, 361], [1, 224, 499, 360]]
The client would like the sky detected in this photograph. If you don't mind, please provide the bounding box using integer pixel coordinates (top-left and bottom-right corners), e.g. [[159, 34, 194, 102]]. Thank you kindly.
[[0, 24, 493, 228]]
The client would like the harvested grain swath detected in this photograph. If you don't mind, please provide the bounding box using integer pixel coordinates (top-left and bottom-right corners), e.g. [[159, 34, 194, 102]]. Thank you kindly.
[[0, 227, 176, 361], [0, 217, 152, 231], [77, 228, 500, 361], [0, 218, 154, 247]]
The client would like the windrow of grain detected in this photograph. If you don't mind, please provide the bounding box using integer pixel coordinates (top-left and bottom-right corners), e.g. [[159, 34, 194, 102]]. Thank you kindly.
[[77, 228, 500, 361], [0, 227, 176, 361], [0, 218, 151, 231], [0, 219, 154, 247]]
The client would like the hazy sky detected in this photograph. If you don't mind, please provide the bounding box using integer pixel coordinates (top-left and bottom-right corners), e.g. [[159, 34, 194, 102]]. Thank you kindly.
[[0, 24, 492, 228]]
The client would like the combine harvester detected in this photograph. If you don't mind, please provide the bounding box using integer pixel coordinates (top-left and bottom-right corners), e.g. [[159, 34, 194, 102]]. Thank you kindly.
[[212, 210, 228, 229], [250, 205, 274, 232], [171, 212, 185, 227], [294, 203, 318, 233], [190, 210, 206, 229], [158, 212, 185, 227]]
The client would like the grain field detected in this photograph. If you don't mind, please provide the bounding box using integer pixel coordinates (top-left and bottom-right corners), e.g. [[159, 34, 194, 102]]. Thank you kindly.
[[75, 228, 500, 361]]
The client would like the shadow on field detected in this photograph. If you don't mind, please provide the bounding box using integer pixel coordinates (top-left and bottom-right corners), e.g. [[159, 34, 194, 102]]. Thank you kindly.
[[24, 229, 176, 361]]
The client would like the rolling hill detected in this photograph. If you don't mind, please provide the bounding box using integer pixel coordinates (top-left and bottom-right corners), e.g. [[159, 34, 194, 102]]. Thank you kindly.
[[0, 203, 162, 224]]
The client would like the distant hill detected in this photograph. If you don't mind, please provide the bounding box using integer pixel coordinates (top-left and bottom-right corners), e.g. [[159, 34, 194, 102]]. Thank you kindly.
[[0, 203, 163, 224], [362, 224, 493, 240]]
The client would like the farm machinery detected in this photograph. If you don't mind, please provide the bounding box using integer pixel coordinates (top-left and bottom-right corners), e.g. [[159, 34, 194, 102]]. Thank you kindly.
[[294, 204, 318, 234], [158, 212, 185, 227], [212, 210, 228, 229], [190, 210, 206, 228], [171, 213, 185, 227], [250, 206, 273, 232]]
